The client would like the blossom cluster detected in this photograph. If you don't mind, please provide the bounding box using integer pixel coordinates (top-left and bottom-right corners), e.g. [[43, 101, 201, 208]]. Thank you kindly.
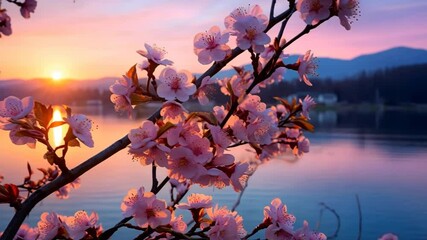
[[0, 211, 101, 240], [0, 96, 94, 150]]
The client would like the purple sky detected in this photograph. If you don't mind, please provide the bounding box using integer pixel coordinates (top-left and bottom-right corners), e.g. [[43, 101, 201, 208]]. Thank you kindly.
[[0, 0, 426, 80]]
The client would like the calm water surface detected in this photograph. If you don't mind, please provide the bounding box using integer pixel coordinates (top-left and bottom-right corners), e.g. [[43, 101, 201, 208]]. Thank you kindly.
[[1, 107, 427, 239]]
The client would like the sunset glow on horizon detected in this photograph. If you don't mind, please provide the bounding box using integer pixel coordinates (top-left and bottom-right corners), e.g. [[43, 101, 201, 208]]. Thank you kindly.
[[0, 0, 426, 80]]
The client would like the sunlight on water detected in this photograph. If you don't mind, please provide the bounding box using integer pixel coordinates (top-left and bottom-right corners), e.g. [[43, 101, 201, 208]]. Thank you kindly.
[[52, 108, 64, 147]]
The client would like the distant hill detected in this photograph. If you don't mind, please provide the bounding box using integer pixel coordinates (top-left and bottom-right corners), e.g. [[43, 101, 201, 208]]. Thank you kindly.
[[213, 46, 427, 80], [1, 46, 427, 105]]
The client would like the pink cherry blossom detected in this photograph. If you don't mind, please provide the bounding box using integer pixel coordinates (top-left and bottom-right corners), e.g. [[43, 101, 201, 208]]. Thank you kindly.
[[157, 67, 196, 102], [271, 104, 289, 118], [239, 94, 266, 114], [0, 10, 12, 37], [228, 115, 249, 142], [378, 233, 399, 240], [121, 187, 171, 228], [293, 220, 327, 240], [194, 26, 230, 65], [225, 5, 270, 53], [296, 0, 332, 25], [196, 168, 230, 189], [165, 120, 201, 147], [297, 136, 310, 156], [194, 76, 217, 105], [0, 96, 34, 130], [246, 110, 278, 145], [177, 193, 213, 210], [64, 113, 94, 148], [219, 72, 259, 98], [213, 105, 227, 123], [299, 95, 316, 119], [109, 75, 136, 114], [185, 135, 213, 164], [207, 124, 231, 152], [205, 205, 246, 240], [20, 0, 37, 19], [9, 128, 39, 148], [14, 223, 39, 240], [169, 178, 189, 195], [229, 162, 249, 192], [286, 128, 300, 139], [37, 212, 63, 240], [138, 60, 149, 71], [297, 50, 317, 86], [336, 0, 360, 30], [160, 101, 188, 124], [264, 198, 296, 239], [225, 4, 268, 32], [168, 146, 206, 181], [128, 120, 158, 151], [170, 213, 187, 233], [64, 211, 100, 240], [233, 16, 270, 53], [55, 178, 80, 199], [211, 153, 235, 166], [137, 43, 173, 66], [130, 145, 169, 167]]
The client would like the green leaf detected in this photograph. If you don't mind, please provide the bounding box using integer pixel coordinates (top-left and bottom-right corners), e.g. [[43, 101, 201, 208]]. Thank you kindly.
[[67, 138, 80, 147], [130, 93, 152, 105], [187, 112, 218, 125], [157, 122, 176, 138], [48, 121, 66, 129], [126, 64, 139, 86]]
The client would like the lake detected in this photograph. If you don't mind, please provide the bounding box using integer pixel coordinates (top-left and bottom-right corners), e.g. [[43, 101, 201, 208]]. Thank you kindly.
[[1, 106, 427, 239]]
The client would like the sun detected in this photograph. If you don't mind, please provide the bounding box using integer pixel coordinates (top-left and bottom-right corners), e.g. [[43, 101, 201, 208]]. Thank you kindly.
[[51, 71, 63, 81]]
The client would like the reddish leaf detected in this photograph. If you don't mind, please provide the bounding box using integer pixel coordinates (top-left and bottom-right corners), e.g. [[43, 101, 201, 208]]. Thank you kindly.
[[34, 101, 53, 129], [67, 138, 80, 147], [126, 64, 139, 86], [48, 121, 66, 130], [274, 97, 291, 111], [130, 93, 152, 105]]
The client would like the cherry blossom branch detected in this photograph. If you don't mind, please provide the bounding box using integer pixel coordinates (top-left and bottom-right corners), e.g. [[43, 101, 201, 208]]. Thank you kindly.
[[276, 3, 295, 42], [5, 0, 22, 7], [269, 0, 276, 20], [150, 163, 158, 192], [0, 132, 133, 240], [243, 221, 269, 240], [195, 6, 295, 87]]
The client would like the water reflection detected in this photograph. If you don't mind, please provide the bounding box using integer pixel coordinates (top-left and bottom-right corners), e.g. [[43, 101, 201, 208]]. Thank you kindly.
[[1, 108, 427, 239]]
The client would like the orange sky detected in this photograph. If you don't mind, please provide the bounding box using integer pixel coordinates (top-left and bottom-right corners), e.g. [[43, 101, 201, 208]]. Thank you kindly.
[[0, 0, 426, 80]]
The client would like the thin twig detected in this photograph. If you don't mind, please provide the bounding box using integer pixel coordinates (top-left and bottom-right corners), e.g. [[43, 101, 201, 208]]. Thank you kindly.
[[318, 202, 341, 239], [356, 194, 362, 240]]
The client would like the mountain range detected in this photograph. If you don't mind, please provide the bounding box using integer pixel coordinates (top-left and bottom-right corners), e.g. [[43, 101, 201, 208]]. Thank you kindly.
[[1, 46, 427, 97], [213, 46, 427, 80]]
